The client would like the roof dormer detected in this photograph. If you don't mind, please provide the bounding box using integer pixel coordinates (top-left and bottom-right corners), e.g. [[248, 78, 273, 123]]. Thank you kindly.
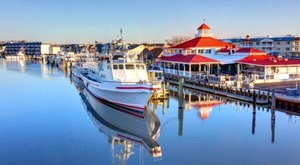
[[196, 23, 213, 37]]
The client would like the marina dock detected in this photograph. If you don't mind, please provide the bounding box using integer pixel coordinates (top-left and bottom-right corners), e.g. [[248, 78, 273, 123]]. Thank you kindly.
[[165, 74, 271, 105]]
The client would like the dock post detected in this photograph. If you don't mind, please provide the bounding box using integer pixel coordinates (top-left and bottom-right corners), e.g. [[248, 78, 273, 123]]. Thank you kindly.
[[178, 78, 184, 96], [177, 78, 185, 136], [178, 78, 184, 137], [253, 90, 256, 109], [271, 90, 276, 110], [252, 105, 256, 135]]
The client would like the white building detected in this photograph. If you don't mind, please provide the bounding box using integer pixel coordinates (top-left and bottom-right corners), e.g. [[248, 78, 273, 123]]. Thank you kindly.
[[225, 35, 300, 57]]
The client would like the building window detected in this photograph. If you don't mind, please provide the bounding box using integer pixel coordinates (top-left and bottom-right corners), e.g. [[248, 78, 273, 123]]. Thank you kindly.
[[205, 49, 211, 54], [119, 64, 124, 69], [277, 42, 280, 45], [125, 64, 135, 70], [179, 64, 184, 71], [286, 48, 290, 51], [184, 64, 189, 71], [286, 41, 290, 45]]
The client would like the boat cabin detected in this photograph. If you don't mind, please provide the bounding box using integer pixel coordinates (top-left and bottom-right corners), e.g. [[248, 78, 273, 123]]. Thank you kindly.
[[97, 61, 149, 83]]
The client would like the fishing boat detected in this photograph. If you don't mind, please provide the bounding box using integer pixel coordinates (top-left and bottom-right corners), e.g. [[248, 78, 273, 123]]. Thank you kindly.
[[71, 48, 98, 78], [81, 31, 161, 112], [80, 88, 162, 158]]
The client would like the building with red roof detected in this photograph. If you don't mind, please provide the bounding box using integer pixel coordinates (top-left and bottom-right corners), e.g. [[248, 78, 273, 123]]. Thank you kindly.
[[235, 48, 300, 83], [163, 22, 235, 57], [159, 22, 237, 77], [159, 22, 300, 83], [159, 54, 219, 77]]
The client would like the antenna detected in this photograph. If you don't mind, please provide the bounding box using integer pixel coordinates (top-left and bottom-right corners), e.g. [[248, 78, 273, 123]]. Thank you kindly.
[[120, 28, 123, 39]]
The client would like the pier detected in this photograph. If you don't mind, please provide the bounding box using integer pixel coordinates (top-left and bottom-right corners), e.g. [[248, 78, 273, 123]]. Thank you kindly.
[[164, 74, 271, 105], [274, 94, 300, 113]]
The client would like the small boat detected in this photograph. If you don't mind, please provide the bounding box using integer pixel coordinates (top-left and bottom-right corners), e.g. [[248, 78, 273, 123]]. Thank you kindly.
[[71, 48, 99, 78], [81, 31, 161, 112], [80, 88, 162, 158], [71, 63, 89, 78], [147, 70, 169, 100]]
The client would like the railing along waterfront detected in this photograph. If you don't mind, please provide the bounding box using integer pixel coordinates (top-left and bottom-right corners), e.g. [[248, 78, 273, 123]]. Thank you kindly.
[[164, 73, 272, 105]]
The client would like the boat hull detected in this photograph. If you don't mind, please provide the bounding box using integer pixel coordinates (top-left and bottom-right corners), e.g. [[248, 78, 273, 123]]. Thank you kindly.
[[71, 66, 88, 78], [81, 75, 156, 113]]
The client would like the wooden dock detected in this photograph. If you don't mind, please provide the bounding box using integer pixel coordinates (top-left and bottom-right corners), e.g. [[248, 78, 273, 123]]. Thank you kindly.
[[274, 94, 300, 112], [165, 74, 271, 105]]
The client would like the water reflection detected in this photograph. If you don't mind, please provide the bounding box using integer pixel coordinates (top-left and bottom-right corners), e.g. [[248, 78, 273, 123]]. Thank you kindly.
[[169, 86, 224, 120], [80, 88, 162, 162], [2, 59, 300, 164], [0, 59, 71, 79]]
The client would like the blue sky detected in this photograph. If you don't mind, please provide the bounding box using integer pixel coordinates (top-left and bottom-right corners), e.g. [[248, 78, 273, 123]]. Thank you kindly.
[[0, 0, 300, 44]]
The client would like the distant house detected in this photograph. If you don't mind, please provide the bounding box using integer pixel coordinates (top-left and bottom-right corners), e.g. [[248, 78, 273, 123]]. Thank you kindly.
[[224, 35, 300, 57], [142, 47, 163, 64], [5, 41, 61, 57]]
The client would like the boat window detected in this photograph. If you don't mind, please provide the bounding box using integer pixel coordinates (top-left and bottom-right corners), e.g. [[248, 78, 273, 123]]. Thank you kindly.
[[139, 65, 145, 69], [136, 64, 141, 69], [113, 65, 118, 70], [119, 64, 124, 69], [126, 64, 135, 70]]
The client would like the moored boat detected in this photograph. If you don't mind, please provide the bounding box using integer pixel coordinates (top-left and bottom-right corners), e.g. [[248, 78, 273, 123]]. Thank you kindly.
[[80, 88, 162, 158], [81, 31, 161, 112]]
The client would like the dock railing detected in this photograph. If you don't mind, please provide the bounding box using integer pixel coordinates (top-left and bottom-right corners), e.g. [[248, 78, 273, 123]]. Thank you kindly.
[[164, 73, 272, 105]]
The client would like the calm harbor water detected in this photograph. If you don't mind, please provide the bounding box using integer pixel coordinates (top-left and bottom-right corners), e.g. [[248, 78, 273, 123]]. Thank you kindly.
[[1, 60, 300, 165]]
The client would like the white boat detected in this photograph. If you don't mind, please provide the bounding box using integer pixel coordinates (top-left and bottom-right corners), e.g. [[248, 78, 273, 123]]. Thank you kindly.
[[81, 32, 161, 112], [71, 63, 89, 78], [80, 88, 162, 158], [71, 48, 99, 78]]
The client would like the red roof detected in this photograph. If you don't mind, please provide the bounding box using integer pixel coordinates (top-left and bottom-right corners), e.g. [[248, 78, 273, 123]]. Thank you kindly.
[[236, 55, 300, 66], [159, 54, 219, 64], [198, 23, 210, 30], [235, 48, 267, 54], [171, 37, 233, 49]]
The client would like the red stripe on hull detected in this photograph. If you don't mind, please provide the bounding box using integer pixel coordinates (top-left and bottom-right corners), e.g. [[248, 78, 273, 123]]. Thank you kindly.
[[116, 86, 157, 91]]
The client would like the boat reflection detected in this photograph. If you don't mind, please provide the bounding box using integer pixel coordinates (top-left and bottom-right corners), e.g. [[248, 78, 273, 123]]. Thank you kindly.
[[80, 88, 162, 161], [71, 74, 85, 92]]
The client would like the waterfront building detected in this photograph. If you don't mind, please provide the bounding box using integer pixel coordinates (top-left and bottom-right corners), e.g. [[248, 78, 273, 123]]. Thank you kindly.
[[0, 44, 5, 58], [4, 42, 60, 57], [236, 48, 300, 83], [159, 22, 300, 84], [60, 44, 81, 54], [225, 35, 300, 57], [159, 22, 236, 77], [96, 43, 111, 55]]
